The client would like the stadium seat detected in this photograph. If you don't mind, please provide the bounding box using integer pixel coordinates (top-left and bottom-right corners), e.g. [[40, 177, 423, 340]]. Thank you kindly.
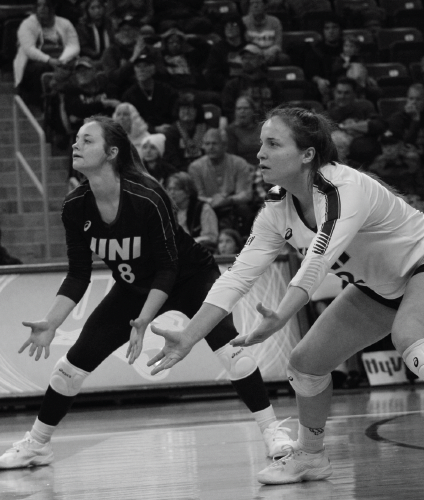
[[389, 41, 424, 65], [409, 62, 423, 82], [391, 9, 424, 31], [342, 29, 379, 62], [299, 10, 334, 32], [377, 76, 413, 98], [282, 30, 322, 52], [202, 103, 222, 129], [287, 100, 325, 112], [376, 27, 423, 50], [267, 65, 304, 81], [203, 0, 238, 18], [377, 97, 407, 120], [379, 0, 422, 16], [365, 62, 408, 80]]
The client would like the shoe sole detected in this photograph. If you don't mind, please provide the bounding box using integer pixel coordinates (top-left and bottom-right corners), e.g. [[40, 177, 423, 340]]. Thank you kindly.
[[258, 464, 333, 485], [0, 453, 54, 470]]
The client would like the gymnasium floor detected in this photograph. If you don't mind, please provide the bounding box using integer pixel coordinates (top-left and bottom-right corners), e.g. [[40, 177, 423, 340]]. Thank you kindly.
[[0, 385, 423, 500]]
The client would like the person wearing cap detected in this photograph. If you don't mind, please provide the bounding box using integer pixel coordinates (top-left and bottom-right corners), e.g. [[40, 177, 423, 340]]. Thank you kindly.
[[14, 0, 80, 109], [140, 133, 177, 185], [242, 0, 289, 66], [121, 47, 178, 134], [221, 43, 284, 121]]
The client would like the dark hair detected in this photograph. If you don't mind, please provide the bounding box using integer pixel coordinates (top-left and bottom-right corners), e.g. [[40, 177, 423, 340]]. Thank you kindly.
[[266, 106, 339, 183], [172, 92, 203, 123], [336, 76, 358, 92], [83, 115, 160, 184], [219, 228, 243, 253], [218, 13, 246, 41], [82, 0, 106, 20], [166, 171, 198, 200]]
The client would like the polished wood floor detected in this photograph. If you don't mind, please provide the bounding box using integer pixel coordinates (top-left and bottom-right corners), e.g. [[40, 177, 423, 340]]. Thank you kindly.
[[0, 385, 423, 499]]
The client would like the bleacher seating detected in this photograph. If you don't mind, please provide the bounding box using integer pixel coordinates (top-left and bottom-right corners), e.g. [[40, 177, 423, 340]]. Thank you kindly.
[[377, 97, 407, 120]]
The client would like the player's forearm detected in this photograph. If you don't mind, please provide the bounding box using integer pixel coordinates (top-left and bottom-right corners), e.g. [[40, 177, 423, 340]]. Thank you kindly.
[[275, 285, 309, 324], [137, 289, 168, 325], [45, 295, 77, 329], [184, 303, 229, 346]]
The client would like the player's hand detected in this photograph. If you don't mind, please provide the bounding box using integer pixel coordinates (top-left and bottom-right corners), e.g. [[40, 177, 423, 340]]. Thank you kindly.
[[230, 302, 285, 347], [126, 318, 148, 365], [19, 320, 56, 360], [147, 326, 193, 375]]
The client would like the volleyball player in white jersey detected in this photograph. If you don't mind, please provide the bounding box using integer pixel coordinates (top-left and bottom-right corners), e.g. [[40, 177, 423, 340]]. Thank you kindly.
[[150, 106, 424, 485], [0, 116, 292, 470]]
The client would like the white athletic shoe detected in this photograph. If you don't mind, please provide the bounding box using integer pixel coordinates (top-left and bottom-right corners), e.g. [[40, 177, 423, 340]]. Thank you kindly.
[[263, 418, 297, 458], [257, 447, 332, 484], [0, 432, 54, 469]]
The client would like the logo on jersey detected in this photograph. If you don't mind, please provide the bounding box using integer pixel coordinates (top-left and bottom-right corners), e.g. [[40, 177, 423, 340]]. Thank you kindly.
[[331, 251, 351, 270], [84, 221, 91, 231], [284, 228, 293, 240], [245, 235, 255, 246], [414, 357, 419, 367], [90, 237, 141, 260]]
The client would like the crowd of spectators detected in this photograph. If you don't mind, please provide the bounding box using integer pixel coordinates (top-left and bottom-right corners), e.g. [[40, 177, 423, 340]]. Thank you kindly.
[[7, 0, 424, 251]]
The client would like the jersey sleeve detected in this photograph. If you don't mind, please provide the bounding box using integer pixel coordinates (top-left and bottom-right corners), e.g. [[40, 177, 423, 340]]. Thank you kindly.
[[205, 204, 287, 312], [289, 180, 371, 298], [57, 204, 93, 303], [145, 191, 179, 294]]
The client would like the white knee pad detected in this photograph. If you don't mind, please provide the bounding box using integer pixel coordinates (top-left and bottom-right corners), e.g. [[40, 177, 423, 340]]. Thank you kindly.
[[50, 356, 90, 397], [286, 361, 332, 397], [214, 343, 257, 381], [403, 339, 424, 380]]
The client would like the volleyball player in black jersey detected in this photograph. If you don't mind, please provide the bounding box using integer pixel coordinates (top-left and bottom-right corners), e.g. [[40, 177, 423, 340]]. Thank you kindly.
[[0, 116, 291, 469]]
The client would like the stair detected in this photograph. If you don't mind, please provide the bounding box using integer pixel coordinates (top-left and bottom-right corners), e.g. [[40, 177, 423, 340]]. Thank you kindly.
[[0, 73, 70, 264]]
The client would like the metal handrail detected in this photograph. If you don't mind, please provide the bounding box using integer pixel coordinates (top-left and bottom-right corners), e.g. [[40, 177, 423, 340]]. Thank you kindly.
[[13, 95, 51, 260]]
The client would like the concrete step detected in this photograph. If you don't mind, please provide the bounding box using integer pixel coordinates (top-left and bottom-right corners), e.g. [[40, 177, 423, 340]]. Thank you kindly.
[[0, 183, 68, 200], [0, 155, 69, 172], [0, 197, 64, 214], [0, 169, 68, 185], [0, 211, 63, 228]]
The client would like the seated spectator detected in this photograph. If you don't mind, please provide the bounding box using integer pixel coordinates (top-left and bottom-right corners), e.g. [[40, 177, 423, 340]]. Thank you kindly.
[[139, 133, 177, 185], [221, 44, 284, 121], [188, 128, 254, 235], [242, 0, 290, 66], [107, 0, 154, 30], [121, 47, 178, 133], [14, 0, 80, 110], [215, 228, 243, 256], [345, 62, 382, 106], [163, 92, 207, 172], [331, 128, 351, 163], [0, 230, 23, 265], [226, 95, 261, 167], [101, 14, 154, 95], [326, 77, 385, 166], [204, 14, 247, 92], [63, 57, 120, 132], [331, 36, 362, 83], [368, 131, 423, 195], [303, 14, 344, 105], [76, 0, 113, 62], [112, 101, 149, 157], [387, 83, 424, 157], [166, 172, 219, 251]]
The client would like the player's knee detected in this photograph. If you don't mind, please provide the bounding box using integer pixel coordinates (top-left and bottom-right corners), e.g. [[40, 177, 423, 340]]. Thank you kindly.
[[402, 339, 424, 381], [286, 361, 332, 397], [50, 355, 90, 397], [214, 343, 257, 380]]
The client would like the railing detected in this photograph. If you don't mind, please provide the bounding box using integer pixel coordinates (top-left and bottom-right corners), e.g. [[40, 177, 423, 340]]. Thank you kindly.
[[13, 95, 51, 260]]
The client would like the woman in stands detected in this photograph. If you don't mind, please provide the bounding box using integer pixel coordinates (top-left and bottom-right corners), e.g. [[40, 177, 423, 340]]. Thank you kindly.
[[0, 116, 291, 469], [150, 106, 424, 485]]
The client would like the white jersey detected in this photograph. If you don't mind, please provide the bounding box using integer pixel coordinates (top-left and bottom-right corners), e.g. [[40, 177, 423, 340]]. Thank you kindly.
[[206, 162, 424, 312]]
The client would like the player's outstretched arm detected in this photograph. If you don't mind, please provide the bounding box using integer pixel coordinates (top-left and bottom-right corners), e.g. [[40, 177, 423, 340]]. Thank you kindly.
[[20, 295, 76, 361]]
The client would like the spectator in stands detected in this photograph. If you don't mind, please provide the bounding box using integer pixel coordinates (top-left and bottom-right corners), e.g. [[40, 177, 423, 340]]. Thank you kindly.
[[14, 0, 80, 110], [242, 0, 289, 66], [226, 95, 261, 167], [284, 0, 332, 21], [344, 62, 382, 106], [331, 36, 362, 83], [153, 0, 212, 36], [63, 57, 120, 132], [121, 47, 178, 133], [216, 228, 243, 255], [188, 128, 254, 235], [303, 14, 344, 105], [204, 14, 247, 92], [163, 92, 207, 172], [368, 131, 423, 195], [387, 83, 424, 156], [76, 0, 113, 62], [166, 172, 219, 252], [107, 0, 154, 30], [112, 102, 149, 157], [326, 77, 385, 166], [221, 44, 284, 121], [331, 128, 351, 163], [101, 14, 152, 95], [0, 230, 23, 266], [139, 134, 177, 185]]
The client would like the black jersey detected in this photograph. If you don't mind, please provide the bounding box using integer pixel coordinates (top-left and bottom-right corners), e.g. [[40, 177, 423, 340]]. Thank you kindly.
[[58, 174, 215, 303]]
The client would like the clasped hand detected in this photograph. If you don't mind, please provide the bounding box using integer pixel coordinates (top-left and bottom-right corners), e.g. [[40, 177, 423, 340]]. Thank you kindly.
[[230, 302, 286, 347]]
